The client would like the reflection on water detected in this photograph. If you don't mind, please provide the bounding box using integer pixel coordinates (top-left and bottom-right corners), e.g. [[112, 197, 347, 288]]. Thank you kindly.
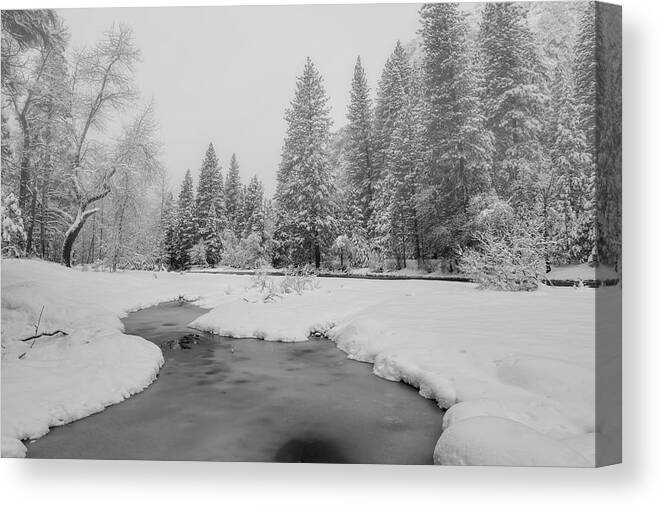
[[27, 301, 443, 464]]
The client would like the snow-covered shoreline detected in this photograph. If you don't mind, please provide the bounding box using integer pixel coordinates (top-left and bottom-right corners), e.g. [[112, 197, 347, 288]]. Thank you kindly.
[[2, 259, 610, 466]]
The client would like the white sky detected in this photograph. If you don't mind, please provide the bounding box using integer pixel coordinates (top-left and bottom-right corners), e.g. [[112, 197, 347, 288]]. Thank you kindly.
[[57, 4, 422, 195]]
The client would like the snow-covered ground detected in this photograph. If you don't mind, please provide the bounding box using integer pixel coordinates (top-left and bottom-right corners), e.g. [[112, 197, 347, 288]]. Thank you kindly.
[[2, 258, 614, 466]]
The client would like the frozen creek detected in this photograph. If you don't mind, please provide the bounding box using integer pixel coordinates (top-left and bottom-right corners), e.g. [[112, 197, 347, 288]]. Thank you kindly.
[[27, 301, 444, 464]]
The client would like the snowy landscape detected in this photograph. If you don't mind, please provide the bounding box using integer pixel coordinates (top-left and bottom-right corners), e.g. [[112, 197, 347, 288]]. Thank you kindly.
[[1, 2, 621, 466]]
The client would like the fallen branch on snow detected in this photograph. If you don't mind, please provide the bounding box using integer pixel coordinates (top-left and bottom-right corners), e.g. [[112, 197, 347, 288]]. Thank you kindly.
[[21, 330, 69, 342]]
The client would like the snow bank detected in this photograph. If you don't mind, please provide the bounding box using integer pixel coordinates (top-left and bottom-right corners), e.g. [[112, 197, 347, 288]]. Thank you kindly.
[[324, 282, 602, 466], [188, 281, 377, 341], [434, 416, 592, 467], [3, 259, 609, 466], [1, 329, 163, 457], [1, 259, 253, 457]]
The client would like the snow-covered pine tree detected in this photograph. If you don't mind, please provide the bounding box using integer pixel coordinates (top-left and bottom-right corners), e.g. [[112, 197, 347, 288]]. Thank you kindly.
[[385, 70, 424, 269], [200, 201, 222, 265], [373, 41, 411, 176], [593, 3, 621, 270], [175, 169, 196, 269], [547, 66, 593, 263], [417, 2, 493, 262], [573, 2, 597, 155], [160, 190, 178, 269], [242, 175, 265, 238], [479, 2, 547, 205], [224, 153, 243, 236], [195, 142, 225, 239], [344, 56, 374, 236], [419, 3, 492, 204], [274, 57, 336, 268], [572, 2, 621, 270], [370, 41, 412, 259]]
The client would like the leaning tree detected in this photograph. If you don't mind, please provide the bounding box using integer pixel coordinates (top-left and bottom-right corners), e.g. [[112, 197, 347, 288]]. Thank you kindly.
[[61, 25, 140, 267]]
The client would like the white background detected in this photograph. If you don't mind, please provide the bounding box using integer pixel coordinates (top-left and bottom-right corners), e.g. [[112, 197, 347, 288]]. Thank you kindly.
[[0, 0, 657, 506]]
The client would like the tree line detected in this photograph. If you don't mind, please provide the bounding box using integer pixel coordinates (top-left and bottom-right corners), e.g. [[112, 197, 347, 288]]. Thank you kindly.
[[272, 2, 620, 276], [1, 3, 620, 278], [162, 144, 267, 270]]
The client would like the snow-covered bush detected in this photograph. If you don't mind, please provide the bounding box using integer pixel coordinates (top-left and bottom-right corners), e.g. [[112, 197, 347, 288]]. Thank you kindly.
[[331, 234, 370, 270], [1, 192, 26, 258], [221, 230, 267, 269], [461, 193, 547, 291], [468, 191, 516, 234], [189, 240, 208, 267], [460, 228, 546, 291]]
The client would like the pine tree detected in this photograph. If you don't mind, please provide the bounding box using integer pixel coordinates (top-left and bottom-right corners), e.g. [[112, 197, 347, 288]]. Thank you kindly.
[[344, 56, 374, 235], [547, 67, 593, 263], [275, 57, 336, 268], [573, 3, 597, 153], [573, 2, 621, 269], [160, 190, 177, 269], [385, 71, 426, 268], [242, 175, 265, 238], [200, 201, 222, 265], [195, 142, 225, 236], [593, 3, 621, 269], [416, 3, 493, 263], [370, 41, 412, 256], [175, 169, 196, 269], [479, 2, 547, 204], [419, 3, 492, 208], [224, 153, 243, 236], [372, 41, 411, 181]]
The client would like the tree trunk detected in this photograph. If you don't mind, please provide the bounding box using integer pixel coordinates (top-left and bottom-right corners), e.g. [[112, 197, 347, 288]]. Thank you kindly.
[[314, 242, 321, 269], [25, 182, 38, 254], [86, 215, 95, 264], [62, 207, 100, 267], [98, 201, 104, 261], [40, 171, 51, 259], [112, 194, 129, 272], [414, 216, 423, 271], [17, 127, 31, 213]]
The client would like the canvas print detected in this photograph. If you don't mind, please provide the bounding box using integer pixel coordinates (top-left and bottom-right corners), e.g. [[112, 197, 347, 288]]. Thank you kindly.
[[0, 2, 621, 466]]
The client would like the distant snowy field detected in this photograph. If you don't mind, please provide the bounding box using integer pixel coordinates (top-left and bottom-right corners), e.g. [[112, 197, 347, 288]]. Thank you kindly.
[[1, 259, 613, 466]]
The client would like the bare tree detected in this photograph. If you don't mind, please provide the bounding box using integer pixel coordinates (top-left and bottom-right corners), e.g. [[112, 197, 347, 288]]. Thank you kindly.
[[61, 24, 139, 267], [107, 102, 162, 271]]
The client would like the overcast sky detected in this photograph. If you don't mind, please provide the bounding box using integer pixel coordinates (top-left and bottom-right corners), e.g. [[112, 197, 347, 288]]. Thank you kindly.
[[57, 4, 422, 196]]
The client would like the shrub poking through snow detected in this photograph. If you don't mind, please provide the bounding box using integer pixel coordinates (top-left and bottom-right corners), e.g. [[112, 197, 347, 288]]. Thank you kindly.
[[280, 265, 320, 295], [251, 266, 319, 302]]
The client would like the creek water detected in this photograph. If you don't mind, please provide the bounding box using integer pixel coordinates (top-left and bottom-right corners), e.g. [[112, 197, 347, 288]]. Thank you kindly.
[[27, 301, 443, 464]]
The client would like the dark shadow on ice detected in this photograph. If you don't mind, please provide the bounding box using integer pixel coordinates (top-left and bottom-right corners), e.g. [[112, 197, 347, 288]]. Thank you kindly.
[[274, 437, 348, 463]]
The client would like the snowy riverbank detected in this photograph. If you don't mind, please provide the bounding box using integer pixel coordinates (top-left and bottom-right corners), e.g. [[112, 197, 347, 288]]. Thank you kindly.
[[2, 259, 610, 465]]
